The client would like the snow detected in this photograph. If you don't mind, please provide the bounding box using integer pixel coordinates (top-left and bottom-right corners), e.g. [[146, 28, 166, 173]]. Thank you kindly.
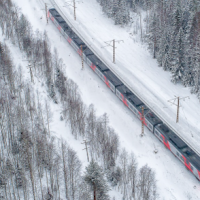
[[53, 0, 200, 152], [10, 0, 200, 199]]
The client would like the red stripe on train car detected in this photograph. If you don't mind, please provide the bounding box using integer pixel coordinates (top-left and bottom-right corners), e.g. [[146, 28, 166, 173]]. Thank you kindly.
[[90, 64, 96, 71], [138, 112, 147, 126], [161, 135, 170, 150], [198, 170, 200, 180], [67, 37, 72, 44], [58, 26, 61, 31], [182, 156, 193, 172], [121, 94, 128, 107], [104, 76, 110, 88], [78, 49, 82, 56]]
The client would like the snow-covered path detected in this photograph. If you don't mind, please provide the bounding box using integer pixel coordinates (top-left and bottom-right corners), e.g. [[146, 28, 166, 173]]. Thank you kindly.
[[12, 0, 200, 199]]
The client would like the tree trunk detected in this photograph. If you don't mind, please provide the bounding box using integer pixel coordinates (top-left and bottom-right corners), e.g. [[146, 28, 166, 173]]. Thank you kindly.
[[93, 183, 96, 200]]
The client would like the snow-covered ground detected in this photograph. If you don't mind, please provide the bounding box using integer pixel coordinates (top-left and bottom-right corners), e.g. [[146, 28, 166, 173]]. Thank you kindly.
[[53, 0, 200, 153], [11, 0, 200, 199]]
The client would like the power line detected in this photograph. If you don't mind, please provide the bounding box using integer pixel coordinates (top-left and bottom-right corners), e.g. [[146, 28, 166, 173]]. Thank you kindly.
[[101, 39, 123, 64], [141, 106, 152, 137], [81, 45, 84, 70], [64, 0, 77, 20], [168, 96, 189, 123]]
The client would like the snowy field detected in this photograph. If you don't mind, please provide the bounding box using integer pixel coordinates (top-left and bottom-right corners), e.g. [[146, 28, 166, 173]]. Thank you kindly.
[[11, 0, 200, 199]]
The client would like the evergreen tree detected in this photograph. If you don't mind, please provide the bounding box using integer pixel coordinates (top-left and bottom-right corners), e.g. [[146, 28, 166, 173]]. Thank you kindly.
[[84, 160, 110, 200], [157, 29, 169, 68], [148, 12, 160, 58], [172, 0, 182, 34], [171, 28, 186, 83], [191, 33, 200, 94]]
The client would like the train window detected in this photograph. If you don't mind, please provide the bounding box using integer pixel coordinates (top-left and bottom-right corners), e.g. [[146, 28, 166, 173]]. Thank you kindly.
[[96, 70, 99, 76], [131, 105, 134, 111], [180, 156, 184, 162], [96, 68, 100, 74], [116, 91, 121, 99], [110, 83, 114, 91], [155, 130, 159, 136], [127, 101, 130, 106], [110, 85, 115, 92], [87, 59, 92, 66], [100, 73, 104, 80], [116, 90, 120, 97]]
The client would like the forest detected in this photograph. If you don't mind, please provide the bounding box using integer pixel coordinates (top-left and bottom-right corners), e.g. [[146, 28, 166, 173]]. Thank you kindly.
[[97, 0, 200, 100], [0, 0, 158, 199]]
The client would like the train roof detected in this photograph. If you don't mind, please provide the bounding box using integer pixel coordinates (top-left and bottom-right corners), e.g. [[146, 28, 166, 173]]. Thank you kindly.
[[73, 37, 85, 46], [64, 29, 74, 37], [97, 62, 109, 71], [83, 47, 93, 56], [189, 154, 200, 170], [49, 9, 65, 24], [117, 85, 143, 106], [103, 70, 123, 87], [70, 32, 79, 40], [55, 16, 65, 24], [137, 104, 149, 114], [87, 54, 101, 66], [145, 112, 162, 126], [181, 146, 200, 169], [128, 95, 143, 107], [49, 8, 59, 17], [60, 22, 70, 30], [117, 85, 133, 96], [156, 124, 187, 149], [156, 124, 200, 169]]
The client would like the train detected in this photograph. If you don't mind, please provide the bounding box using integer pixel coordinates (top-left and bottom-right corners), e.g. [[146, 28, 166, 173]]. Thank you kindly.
[[48, 8, 200, 181]]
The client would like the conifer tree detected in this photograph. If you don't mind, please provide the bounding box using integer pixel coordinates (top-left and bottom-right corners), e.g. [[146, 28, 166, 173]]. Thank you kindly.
[[171, 28, 186, 83], [84, 160, 110, 200]]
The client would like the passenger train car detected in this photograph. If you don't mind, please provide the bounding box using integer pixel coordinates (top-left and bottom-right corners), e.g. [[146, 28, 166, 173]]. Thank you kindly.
[[48, 8, 200, 181]]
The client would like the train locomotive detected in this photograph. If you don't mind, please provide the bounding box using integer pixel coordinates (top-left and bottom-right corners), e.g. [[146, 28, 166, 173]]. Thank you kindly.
[[48, 8, 200, 181]]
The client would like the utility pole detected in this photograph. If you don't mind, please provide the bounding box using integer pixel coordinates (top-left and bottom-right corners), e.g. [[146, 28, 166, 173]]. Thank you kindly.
[[113, 39, 115, 63], [139, 12, 142, 42], [45, 3, 48, 24], [64, 1, 77, 20], [141, 106, 144, 137], [168, 96, 189, 123], [140, 107, 152, 137], [0, 42, 3, 57], [82, 140, 89, 162], [28, 62, 34, 83], [81, 45, 84, 70], [102, 39, 123, 64], [41, 3, 49, 24], [73, 0, 76, 20], [23, 60, 34, 83]]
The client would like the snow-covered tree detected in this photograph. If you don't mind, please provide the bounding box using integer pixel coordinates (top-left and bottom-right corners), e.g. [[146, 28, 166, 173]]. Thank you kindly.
[[171, 28, 186, 83], [84, 160, 110, 200]]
